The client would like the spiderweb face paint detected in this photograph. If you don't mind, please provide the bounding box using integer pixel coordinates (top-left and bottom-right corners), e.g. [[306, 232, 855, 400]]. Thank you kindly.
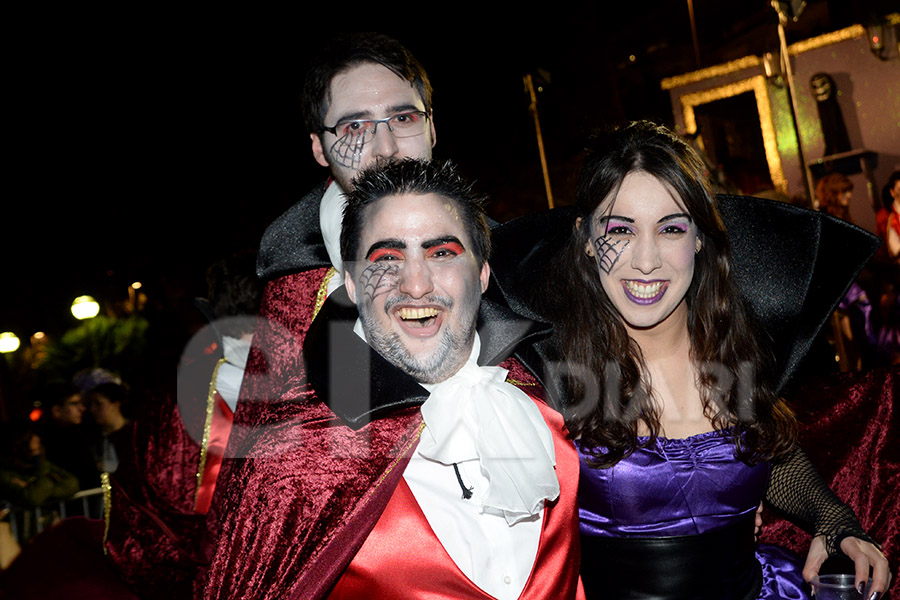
[[359, 262, 401, 303], [593, 236, 629, 275], [346, 193, 487, 384], [329, 128, 369, 170]]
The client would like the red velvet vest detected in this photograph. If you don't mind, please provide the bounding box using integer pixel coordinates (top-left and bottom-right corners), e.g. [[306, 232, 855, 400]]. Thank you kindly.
[[327, 400, 585, 600]]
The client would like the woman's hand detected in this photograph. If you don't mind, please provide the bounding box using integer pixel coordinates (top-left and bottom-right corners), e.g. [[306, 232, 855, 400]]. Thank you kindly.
[[802, 535, 891, 599]]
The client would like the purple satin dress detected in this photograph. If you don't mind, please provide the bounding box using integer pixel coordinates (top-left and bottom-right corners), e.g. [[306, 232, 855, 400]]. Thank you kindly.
[[577, 430, 809, 599]]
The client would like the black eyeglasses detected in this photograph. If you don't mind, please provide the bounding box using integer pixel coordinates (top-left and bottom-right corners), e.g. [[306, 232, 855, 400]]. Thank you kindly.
[[322, 111, 430, 139]]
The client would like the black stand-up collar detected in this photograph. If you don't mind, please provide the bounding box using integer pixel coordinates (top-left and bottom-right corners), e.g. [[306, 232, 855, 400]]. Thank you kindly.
[[256, 180, 333, 281], [488, 195, 881, 397]]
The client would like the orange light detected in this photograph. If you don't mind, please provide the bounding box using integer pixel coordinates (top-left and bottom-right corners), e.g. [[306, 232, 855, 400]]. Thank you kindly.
[[29, 408, 43, 422]]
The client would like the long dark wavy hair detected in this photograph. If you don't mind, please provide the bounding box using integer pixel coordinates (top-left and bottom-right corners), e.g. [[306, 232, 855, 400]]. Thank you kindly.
[[547, 120, 797, 468]]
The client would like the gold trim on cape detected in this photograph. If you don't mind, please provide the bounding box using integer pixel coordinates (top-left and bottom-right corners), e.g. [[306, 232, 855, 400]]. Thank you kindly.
[[313, 267, 338, 321], [100, 472, 111, 555], [368, 422, 426, 494], [194, 357, 228, 510]]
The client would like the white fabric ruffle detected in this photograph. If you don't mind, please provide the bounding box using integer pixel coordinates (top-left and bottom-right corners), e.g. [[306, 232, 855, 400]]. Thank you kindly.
[[417, 335, 559, 525]]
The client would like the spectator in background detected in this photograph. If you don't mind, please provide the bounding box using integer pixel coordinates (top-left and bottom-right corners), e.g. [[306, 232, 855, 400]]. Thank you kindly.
[[815, 172, 853, 222], [814, 172, 884, 371], [0, 419, 79, 508], [838, 263, 900, 369], [0, 419, 136, 598], [68, 249, 263, 598], [83, 379, 132, 474], [38, 382, 101, 490], [876, 170, 900, 263], [182, 249, 263, 513], [202, 249, 261, 417]]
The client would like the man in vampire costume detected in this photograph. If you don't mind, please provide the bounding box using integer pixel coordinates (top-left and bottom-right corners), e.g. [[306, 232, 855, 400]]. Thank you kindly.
[[202, 159, 585, 600]]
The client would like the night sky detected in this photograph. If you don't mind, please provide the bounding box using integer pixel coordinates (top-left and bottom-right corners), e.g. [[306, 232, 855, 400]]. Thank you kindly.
[[3, 2, 877, 341]]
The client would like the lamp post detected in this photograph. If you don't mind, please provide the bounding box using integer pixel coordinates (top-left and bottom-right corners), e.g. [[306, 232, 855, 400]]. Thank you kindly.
[[127, 282, 143, 314], [71, 295, 100, 320], [524, 73, 554, 209], [772, 0, 816, 205], [71, 295, 102, 367], [0, 332, 20, 353]]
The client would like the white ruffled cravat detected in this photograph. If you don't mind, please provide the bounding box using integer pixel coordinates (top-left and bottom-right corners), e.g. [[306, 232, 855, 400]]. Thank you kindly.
[[417, 339, 559, 525], [353, 319, 560, 525]]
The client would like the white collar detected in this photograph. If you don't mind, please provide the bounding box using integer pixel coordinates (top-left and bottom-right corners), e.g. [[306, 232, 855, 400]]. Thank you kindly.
[[352, 322, 559, 525], [221, 335, 251, 370], [319, 180, 347, 293]]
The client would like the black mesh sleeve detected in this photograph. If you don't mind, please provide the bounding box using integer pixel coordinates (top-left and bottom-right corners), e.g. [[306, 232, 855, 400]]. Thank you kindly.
[[765, 446, 877, 556]]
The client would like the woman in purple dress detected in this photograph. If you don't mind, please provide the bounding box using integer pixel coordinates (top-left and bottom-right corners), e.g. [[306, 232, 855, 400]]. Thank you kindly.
[[540, 121, 890, 599]]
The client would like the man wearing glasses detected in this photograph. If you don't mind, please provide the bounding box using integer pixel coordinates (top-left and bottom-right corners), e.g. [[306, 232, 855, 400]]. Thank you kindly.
[[232, 32, 438, 437]]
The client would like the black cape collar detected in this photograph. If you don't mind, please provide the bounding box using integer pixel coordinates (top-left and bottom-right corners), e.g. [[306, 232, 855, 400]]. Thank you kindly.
[[256, 180, 333, 281], [487, 195, 881, 396], [303, 286, 551, 430]]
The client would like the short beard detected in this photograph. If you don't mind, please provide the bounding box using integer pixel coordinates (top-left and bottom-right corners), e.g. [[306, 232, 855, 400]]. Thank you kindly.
[[358, 296, 478, 384]]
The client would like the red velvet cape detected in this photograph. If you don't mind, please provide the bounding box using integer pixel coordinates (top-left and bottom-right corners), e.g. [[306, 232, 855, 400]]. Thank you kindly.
[[203, 285, 557, 599], [759, 365, 899, 576]]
